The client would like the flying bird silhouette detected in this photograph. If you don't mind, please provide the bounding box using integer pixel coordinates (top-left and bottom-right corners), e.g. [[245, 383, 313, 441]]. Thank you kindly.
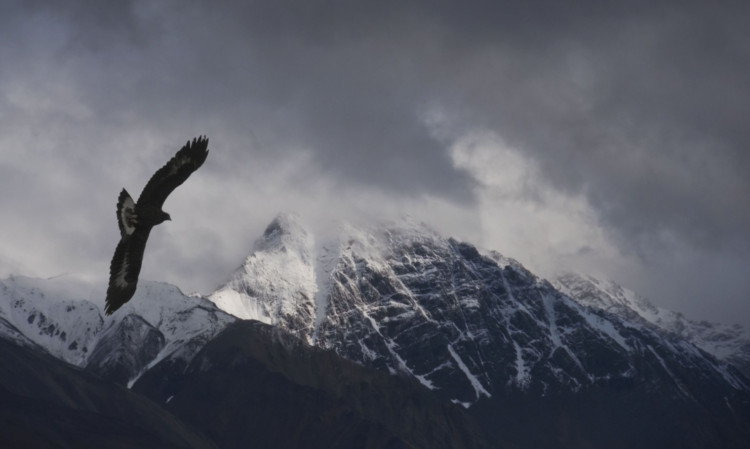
[[105, 136, 209, 315]]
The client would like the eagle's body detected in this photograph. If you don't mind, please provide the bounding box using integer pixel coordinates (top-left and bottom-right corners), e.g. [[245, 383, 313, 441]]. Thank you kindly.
[[105, 136, 209, 315]]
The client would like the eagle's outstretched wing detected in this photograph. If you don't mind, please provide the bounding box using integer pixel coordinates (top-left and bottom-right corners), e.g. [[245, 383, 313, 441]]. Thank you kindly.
[[137, 136, 209, 208], [105, 227, 151, 315]]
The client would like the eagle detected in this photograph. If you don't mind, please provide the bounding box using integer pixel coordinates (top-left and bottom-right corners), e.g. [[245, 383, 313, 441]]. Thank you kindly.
[[105, 136, 209, 315]]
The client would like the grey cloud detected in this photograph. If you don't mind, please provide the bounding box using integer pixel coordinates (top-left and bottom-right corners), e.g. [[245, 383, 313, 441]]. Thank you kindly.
[[419, 1, 750, 254]]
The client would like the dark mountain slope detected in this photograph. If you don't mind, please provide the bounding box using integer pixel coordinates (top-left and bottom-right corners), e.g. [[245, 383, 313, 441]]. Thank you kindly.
[[0, 337, 216, 449], [134, 320, 499, 449]]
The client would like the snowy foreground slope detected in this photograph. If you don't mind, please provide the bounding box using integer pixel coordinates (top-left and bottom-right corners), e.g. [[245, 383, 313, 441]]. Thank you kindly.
[[0, 275, 103, 365], [1, 213, 750, 448], [0, 275, 234, 386]]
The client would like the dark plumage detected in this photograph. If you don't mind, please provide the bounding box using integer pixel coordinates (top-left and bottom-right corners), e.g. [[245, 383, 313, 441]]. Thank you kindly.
[[105, 136, 209, 315]]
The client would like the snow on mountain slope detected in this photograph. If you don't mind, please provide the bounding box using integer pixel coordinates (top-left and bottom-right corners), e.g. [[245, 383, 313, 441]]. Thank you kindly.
[[553, 273, 671, 325], [554, 272, 750, 377], [86, 280, 236, 386], [0, 275, 102, 365], [209, 213, 317, 339], [209, 214, 749, 407], [107, 281, 235, 361]]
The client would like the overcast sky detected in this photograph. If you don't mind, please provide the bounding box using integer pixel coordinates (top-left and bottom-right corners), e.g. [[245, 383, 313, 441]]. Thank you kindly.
[[1, 0, 748, 327]]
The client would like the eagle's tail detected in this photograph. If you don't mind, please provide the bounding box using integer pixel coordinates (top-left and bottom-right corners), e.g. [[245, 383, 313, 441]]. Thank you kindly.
[[116, 189, 137, 238]]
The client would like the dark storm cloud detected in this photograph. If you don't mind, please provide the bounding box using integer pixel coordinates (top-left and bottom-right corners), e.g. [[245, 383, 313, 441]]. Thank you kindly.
[[382, 0, 750, 255], [11, 0, 481, 201], [45, 0, 746, 255]]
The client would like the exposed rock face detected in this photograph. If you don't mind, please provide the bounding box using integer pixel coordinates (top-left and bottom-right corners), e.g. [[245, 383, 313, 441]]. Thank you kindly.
[[210, 216, 747, 397]]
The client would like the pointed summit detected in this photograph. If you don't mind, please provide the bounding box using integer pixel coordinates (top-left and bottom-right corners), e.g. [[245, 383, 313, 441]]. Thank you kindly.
[[208, 213, 317, 337], [255, 212, 312, 256]]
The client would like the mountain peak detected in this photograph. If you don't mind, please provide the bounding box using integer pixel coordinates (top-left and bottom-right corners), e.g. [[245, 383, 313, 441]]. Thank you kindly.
[[208, 213, 446, 340], [255, 212, 312, 254], [208, 213, 318, 333]]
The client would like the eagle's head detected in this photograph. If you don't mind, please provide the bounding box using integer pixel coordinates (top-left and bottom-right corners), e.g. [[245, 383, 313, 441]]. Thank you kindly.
[[155, 210, 171, 224]]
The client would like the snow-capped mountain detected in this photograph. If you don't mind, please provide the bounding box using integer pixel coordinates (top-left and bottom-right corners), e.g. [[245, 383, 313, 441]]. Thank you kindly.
[[554, 272, 750, 377], [208, 214, 748, 403], [202, 214, 750, 447]]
